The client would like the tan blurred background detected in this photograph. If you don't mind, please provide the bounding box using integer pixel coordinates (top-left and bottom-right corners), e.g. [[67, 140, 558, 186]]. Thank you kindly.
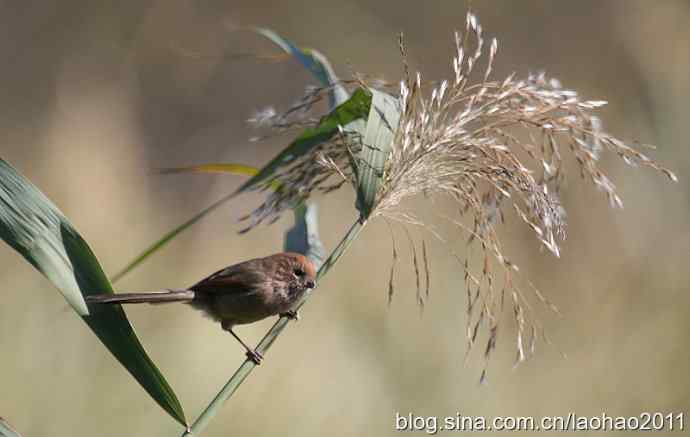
[[1, 0, 689, 435]]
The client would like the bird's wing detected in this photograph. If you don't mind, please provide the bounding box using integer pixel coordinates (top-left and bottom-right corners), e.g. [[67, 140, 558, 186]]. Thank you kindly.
[[190, 259, 267, 295]]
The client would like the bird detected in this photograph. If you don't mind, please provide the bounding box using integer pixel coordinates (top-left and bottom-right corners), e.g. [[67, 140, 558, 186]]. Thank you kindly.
[[86, 252, 317, 364]]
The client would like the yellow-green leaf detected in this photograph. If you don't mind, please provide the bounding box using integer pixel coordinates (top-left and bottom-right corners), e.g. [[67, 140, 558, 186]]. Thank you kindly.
[[159, 163, 260, 176], [158, 164, 283, 192]]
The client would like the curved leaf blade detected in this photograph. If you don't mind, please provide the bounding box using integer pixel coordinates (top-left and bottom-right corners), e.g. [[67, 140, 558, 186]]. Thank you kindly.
[[355, 89, 401, 218], [116, 34, 357, 283], [111, 164, 273, 283], [237, 87, 372, 194], [111, 191, 235, 284], [160, 166, 328, 269], [0, 158, 187, 427], [284, 202, 325, 269], [0, 160, 88, 315], [254, 27, 349, 108]]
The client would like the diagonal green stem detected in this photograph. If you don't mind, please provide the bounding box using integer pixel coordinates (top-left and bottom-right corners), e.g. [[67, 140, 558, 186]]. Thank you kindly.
[[182, 218, 366, 436], [0, 417, 22, 437], [111, 192, 236, 283]]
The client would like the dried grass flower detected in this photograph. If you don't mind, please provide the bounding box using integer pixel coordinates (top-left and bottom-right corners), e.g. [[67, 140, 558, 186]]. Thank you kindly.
[[243, 12, 677, 375]]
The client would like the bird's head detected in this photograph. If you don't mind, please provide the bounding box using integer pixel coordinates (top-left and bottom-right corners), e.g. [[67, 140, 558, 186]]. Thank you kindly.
[[279, 252, 317, 291]]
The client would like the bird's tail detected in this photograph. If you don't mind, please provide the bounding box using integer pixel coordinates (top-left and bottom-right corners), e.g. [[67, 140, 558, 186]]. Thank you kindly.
[[85, 289, 195, 305]]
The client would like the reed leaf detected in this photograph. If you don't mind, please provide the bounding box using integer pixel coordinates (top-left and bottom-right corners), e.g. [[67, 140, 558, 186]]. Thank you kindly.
[[354, 89, 400, 219], [254, 28, 349, 107], [110, 191, 235, 283], [112, 27, 356, 283], [158, 163, 260, 176], [0, 158, 187, 426], [236, 87, 372, 195], [284, 202, 326, 269]]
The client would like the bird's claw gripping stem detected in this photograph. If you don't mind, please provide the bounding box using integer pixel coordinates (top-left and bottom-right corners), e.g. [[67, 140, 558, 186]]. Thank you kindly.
[[246, 349, 263, 365], [281, 310, 300, 321]]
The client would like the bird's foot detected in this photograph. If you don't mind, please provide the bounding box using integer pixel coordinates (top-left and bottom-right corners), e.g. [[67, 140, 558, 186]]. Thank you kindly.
[[245, 349, 263, 365], [281, 310, 300, 321]]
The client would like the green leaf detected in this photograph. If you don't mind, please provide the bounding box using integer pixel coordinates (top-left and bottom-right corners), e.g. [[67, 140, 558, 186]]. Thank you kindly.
[[354, 89, 401, 219], [0, 158, 187, 427], [284, 202, 326, 269], [0, 163, 88, 315], [237, 87, 373, 194], [111, 162, 269, 282], [158, 167, 328, 269], [113, 46, 363, 284], [111, 164, 280, 283], [254, 28, 349, 108]]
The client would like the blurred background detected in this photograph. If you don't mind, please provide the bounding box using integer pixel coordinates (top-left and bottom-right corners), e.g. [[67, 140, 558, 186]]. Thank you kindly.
[[1, 0, 689, 435]]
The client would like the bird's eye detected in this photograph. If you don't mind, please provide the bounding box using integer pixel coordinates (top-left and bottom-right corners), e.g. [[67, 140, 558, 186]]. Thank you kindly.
[[293, 268, 305, 277]]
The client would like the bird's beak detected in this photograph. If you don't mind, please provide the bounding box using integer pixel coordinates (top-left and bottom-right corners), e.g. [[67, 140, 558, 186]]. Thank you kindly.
[[306, 280, 316, 289]]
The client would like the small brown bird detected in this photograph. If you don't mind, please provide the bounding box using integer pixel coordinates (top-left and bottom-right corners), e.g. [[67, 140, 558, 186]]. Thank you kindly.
[[86, 252, 317, 364]]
